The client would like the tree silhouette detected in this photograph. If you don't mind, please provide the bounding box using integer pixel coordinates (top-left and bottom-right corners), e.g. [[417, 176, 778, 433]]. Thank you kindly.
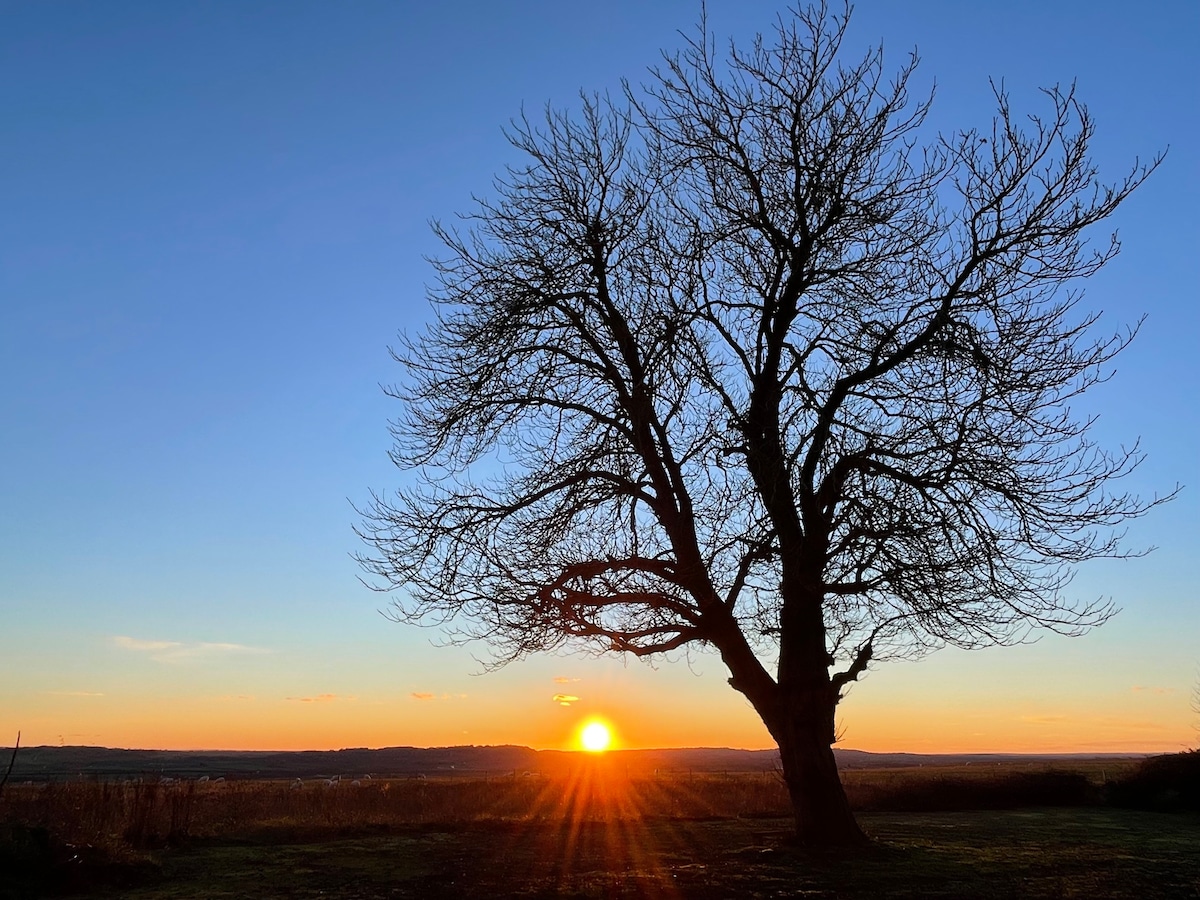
[[1192, 671, 1200, 747], [358, 3, 1169, 845]]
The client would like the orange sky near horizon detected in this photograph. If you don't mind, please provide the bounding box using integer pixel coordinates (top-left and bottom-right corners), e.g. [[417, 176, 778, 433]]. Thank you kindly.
[[4, 699, 1189, 756], [4, 638, 1192, 756]]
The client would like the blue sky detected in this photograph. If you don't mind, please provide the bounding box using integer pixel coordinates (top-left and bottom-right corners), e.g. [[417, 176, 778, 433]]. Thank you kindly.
[[1, 1, 1197, 752]]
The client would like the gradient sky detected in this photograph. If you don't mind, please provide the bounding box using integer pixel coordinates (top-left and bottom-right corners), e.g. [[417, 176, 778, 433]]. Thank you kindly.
[[2, 1, 1197, 755]]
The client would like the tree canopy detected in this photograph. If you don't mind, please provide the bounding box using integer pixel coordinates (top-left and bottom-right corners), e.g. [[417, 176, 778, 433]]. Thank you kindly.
[[358, 3, 1168, 844]]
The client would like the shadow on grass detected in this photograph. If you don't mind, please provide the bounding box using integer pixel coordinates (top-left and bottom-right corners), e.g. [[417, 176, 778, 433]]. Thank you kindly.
[[5, 765, 1200, 898], [0, 822, 162, 899]]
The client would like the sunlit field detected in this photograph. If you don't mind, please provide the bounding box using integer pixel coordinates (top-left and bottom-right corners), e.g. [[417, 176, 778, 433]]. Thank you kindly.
[[1, 758, 1141, 850], [4, 757, 1200, 897], [2, 767, 791, 850]]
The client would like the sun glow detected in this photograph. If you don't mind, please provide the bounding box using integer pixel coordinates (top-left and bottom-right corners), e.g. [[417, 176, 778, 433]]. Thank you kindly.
[[579, 719, 612, 753]]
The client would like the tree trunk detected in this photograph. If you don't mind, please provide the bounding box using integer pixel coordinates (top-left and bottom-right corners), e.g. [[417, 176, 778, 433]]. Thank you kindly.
[[716, 574, 867, 845], [775, 707, 867, 846]]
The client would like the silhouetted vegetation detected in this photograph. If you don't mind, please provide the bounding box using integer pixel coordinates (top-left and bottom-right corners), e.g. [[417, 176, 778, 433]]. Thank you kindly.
[[844, 768, 1092, 812], [0, 762, 1131, 856], [1110, 751, 1200, 812], [360, 0, 1168, 846], [2, 768, 1197, 898], [1193, 671, 1200, 745], [0, 731, 18, 797]]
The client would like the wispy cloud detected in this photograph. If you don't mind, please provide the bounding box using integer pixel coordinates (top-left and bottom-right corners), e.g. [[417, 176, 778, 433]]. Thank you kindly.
[[43, 691, 105, 698], [114, 636, 181, 652], [553, 676, 580, 684], [410, 692, 467, 701], [217, 695, 255, 702], [286, 694, 354, 703], [1131, 685, 1175, 695], [411, 692, 436, 701], [113, 635, 269, 663], [553, 694, 580, 706]]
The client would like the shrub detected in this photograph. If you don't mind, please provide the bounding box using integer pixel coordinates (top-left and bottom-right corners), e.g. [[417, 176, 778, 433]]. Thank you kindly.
[[1109, 751, 1200, 811], [846, 769, 1094, 812]]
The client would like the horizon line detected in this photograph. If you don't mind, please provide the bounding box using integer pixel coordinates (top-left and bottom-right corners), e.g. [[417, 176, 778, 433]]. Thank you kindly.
[[13, 742, 1163, 757]]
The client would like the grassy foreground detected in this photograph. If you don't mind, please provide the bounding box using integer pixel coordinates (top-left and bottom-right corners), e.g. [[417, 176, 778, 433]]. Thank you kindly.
[[55, 808, 1200, 899], [3, 763, 1198, 898]]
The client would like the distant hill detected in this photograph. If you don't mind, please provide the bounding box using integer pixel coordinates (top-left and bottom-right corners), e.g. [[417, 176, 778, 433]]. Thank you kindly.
[[3, 744, 1148, 782], [4, 745, 538, 781]]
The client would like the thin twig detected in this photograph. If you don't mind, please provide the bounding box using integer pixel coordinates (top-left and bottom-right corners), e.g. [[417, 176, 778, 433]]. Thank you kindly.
[[0, 731, 21, 796]]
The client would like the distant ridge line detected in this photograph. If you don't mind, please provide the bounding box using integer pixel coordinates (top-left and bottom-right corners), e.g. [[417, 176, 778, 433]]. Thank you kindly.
[[3, 744, 1150, 782]]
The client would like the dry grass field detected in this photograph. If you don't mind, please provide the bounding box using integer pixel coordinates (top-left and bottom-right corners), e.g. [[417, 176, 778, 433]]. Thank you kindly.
[[3, 758, 1198, 898]]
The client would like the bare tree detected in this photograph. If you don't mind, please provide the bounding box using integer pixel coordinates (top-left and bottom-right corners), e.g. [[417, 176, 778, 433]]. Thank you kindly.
[[1192, 671, 1200, 748], [358, 3, 1169, 845]]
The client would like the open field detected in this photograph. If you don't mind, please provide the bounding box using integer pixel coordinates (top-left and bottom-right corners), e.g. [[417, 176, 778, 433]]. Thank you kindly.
[[5, 809, 1199, 899], [0, 761, 1134, 847], [3, 760, 1198, 898]]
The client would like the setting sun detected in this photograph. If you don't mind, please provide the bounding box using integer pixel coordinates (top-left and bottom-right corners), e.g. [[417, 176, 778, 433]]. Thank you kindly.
[[580, 720, 612, 753]]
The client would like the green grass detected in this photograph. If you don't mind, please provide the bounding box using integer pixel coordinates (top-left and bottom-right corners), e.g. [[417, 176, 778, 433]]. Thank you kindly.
[[3, 763, 1195, 898], [50, 808, 1198, 899]]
